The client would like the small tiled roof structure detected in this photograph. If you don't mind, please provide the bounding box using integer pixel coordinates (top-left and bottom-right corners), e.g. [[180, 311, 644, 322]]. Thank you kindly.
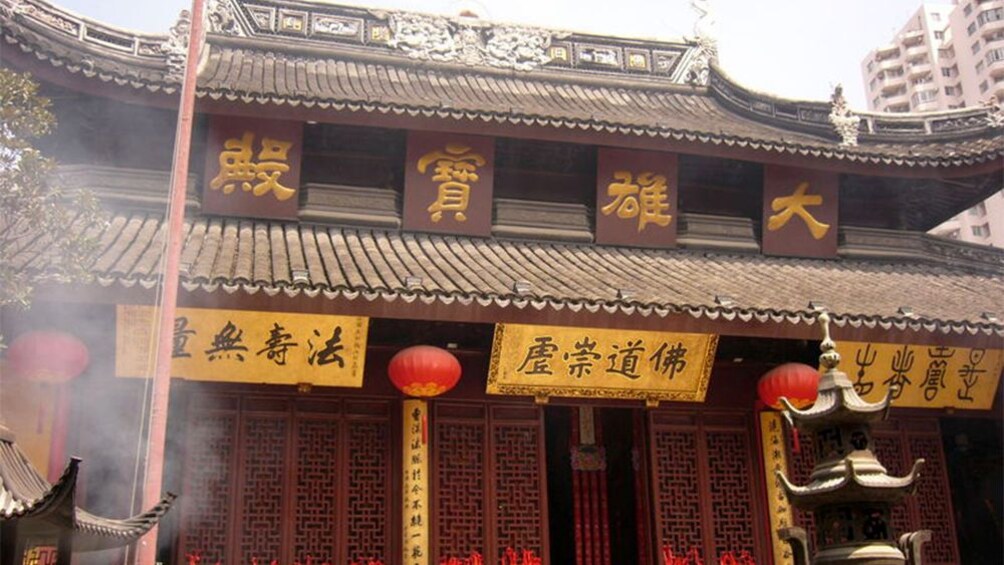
[[13, 213, 1004, 337], [0, 424, 175, 552], [2, 0, 1002, 169]]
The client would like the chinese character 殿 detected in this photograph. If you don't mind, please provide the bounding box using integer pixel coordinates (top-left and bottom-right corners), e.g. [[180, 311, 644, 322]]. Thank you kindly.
[[209, 131, 295, 200], [767, 181, 830, 240], [601, 171, 672, 232], [417, 143, 486, 223]]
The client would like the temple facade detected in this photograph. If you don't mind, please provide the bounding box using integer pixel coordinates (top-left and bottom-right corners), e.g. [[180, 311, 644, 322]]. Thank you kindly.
[[1, 0, 1002, 564]]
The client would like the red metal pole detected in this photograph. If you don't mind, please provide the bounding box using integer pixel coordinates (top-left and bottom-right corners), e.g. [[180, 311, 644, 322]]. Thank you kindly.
[[135, 0, 205, 563]]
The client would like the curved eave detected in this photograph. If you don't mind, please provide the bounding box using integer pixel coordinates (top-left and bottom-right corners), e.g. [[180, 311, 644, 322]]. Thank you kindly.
[[777, 458, 924, 510], [0, 452, 78, 522], [71, 494, 177, 552], [781, 381, 893, 429], [2, 0, 1001, 171]]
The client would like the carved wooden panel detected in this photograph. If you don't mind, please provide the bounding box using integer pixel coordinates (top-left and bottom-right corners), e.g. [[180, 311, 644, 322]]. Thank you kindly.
[[178, 394, 393, 565], [237, 416, 289, 563], [493, 423, 545, 559], [787, 437, 817, 546], [180, 413, 237, 563], [432, 403, 547, 563], [435, 421, 486, 558], [649, 412, 762, 562], [907, 435, 958, 564], [293, 417, 340, 562], [346, 420, 391, 563], [706, 431, 757, 556], [651, 429, 704, 557]]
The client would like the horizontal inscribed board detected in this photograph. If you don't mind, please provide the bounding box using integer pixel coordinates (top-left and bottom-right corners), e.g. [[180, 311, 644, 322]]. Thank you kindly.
[[487, 323, 717, 404], [842, 341, 1003, 410], [115, 305, 368, 387]]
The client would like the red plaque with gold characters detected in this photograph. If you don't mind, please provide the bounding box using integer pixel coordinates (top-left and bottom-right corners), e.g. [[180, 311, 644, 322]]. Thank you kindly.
[[595, 148, 678, 248], [403, 131, 495, 236], [762, 165, 839, 258], [202, 116, 303, 220]]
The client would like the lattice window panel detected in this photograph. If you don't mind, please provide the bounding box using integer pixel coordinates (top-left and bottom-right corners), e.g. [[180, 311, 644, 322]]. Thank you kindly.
[[493, 423, 545, 560], [180, 413, 236, 564], [649, 413, 762, 562], [293, 417, 340, 563], [787, 436, 817, 546], [872, 433, 913, 541], [435, 421, 486, 559], [906, 435, 958, 564], [651, 430, 704, 558], [346, 420, 391, 564], [237, 416, 289, 564], [706, 431, 757, 557], [178, 395, 393, 565]]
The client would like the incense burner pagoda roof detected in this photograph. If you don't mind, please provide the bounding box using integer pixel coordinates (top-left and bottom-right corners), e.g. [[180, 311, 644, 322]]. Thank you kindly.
[[2, 0, 1002, 170], [0, 425, 175, 551], [15, 212, 1004, 337]]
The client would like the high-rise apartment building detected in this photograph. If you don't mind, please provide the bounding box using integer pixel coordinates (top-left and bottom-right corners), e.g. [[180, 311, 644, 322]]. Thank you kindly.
[[861, 1, 1004, 113], [861, 0, 1004, 246]]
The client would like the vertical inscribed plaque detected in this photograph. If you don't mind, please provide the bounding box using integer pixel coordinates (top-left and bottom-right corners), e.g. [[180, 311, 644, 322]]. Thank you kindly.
[[202, 116, 303, 220], [595, 148, 678, 248], [762, 166, 838, 258], [403, 131, 495, 236]]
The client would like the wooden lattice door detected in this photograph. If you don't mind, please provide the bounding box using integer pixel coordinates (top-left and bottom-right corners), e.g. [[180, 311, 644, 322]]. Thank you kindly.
[[432, 402, 549, 564], [177, 394, 394, 564], [788, 416, 960, 564], [647, 410, 765, 563]]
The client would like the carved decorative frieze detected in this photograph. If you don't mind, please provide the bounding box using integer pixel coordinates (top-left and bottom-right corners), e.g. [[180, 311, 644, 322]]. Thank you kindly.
[[207, 0, 242, 36], [386, 12, 553, 71], [984, 96, 1004, 128], [685, 0, 718, 85], [311, 14, 363, 41]]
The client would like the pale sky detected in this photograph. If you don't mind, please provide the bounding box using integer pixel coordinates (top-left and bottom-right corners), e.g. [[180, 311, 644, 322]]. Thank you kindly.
[[57, 0, 951, 108]]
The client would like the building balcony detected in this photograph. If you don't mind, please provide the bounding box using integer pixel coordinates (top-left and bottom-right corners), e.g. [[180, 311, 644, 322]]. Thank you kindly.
[[912, 99, 941, 112], [877, 57, 904, 71], [882, 92, 910, 106], [981, 17, 1004, 36], [879, 76, 907, 91], [904, 44, 929, 58], [907, 62, 933, 77]]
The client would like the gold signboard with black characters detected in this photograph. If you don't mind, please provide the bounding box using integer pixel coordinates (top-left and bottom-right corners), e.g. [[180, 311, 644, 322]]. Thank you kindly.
[[487, 323, 718, 405], [115, 305, 368, 387], [842, 341, 1003, 410]]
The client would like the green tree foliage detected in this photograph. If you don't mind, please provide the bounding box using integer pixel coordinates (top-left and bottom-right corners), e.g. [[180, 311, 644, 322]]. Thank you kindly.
[[0, 69, 105, 308]]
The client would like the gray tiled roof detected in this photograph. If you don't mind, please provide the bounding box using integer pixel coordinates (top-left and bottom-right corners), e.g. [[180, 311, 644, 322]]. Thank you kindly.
[[3, 0, 1002, 169], [18, 213, 1004, 335], [0, 425, 175, 551], [198, 46, 1003, 168]]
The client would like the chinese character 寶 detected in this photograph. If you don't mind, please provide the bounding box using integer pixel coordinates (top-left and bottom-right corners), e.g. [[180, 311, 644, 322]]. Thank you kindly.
[[417, 143, 486, 223], [922, 346, 954, 402]]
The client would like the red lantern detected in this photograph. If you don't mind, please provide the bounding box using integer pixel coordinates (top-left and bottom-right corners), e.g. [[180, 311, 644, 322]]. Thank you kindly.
[[6, 330, 90, 383], [388, 345, 462, 398], [758, 362, 819, 409]]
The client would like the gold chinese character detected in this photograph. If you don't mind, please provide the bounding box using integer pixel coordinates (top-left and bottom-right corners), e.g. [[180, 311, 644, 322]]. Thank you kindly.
[[767, 181, 830, 239], [210, 131, 295, 201], [417, 143, 486, 222], [601, 171, 672, 231]]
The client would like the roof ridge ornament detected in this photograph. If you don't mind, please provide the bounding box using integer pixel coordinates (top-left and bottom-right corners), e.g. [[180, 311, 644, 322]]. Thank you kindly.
[[829, 84, 861, 147], [161, 9, 191, 82], [686, 0, 718, 86], [386, 11, 553, 71], [983, 95, 1004, 128], [207, 0, 241, 36]]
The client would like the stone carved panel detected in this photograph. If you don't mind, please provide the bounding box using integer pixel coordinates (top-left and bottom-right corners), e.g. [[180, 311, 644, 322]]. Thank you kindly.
[[387, 12, 553, 71]]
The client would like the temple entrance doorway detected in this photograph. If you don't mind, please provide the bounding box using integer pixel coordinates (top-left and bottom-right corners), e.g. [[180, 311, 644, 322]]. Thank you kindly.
[[545, 406, 649, 565]]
